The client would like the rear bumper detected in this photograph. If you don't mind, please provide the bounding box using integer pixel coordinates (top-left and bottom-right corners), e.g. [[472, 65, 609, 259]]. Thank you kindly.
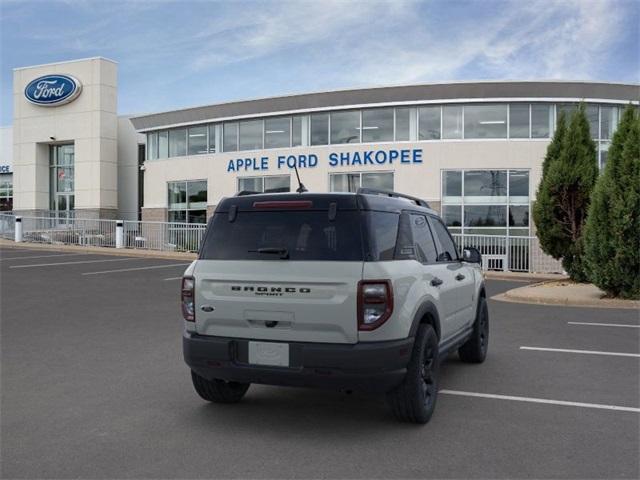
[[183, 331, 414, 393]]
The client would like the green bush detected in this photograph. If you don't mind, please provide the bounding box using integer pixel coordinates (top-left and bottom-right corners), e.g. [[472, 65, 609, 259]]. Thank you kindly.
[[533, 105, 598, 281], [584, 106, 640, 299]]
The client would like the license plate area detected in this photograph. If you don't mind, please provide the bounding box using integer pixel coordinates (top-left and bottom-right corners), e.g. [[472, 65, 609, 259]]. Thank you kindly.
[[248, 341, 290, 367]]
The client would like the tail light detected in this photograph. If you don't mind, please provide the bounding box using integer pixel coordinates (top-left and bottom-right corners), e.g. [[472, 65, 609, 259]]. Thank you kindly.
[[357, 280, 393, 331], [181, 276, 195, 322]]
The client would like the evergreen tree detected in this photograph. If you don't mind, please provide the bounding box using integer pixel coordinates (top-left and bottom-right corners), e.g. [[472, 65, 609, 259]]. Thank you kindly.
[[533, 104, 598, 281], [584, 106, 640, 298]]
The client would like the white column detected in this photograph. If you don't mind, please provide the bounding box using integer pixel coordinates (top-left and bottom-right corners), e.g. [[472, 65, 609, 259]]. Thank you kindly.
[[116, 220, 124, 248], [14, 216, 23, 243]]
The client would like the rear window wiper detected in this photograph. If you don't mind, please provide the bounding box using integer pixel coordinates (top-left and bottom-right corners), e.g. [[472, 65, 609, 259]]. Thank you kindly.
[[248, 247, 290, 259]]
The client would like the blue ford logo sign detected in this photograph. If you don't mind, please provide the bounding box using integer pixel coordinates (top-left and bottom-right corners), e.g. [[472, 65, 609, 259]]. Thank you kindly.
[[24, 74, 82, 106]]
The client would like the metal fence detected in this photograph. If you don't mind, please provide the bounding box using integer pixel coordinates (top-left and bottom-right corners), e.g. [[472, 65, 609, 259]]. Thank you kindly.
[[452, 233, 564, 274], [20, 216, 118, 248], [0, 213, 15, 240], [1, 213, 564, 273], [122, 220, 206, 252]]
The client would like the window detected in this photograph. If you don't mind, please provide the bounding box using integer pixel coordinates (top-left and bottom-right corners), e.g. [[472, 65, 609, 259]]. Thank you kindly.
[[147, 132, 158, 160], [600, 106, 619, 140], [200, 210, 364, 261], [263, 117, 290, 149], [409, 214, 438, 263], [464, 205, 507, 227], [418, 106, 440, 140], [158, 131, 168, 159], [509, 104, 529, 138], [395, 107, 411, 141], [0, 173, 13, 211], [238, 175, 290, 193], [441, 169, 530, 236], [509, 170, 529, 202], [442, 205, 462, 227], [292, 116, 303, 146], [428, 217, 458, 262], [442, 105, 463, 139], [169, 128, 187, 157], [366, 211, 399, 261], [531, 104, 552, 138], [442, 171, 462, 202], [464, 104, 507, 139], [239, 120, 263, 150], [464, 170, 507, 203], [223, 122, 238, 152], [330, 110, 360, 144], [168, 180, 207, 224], [586, 104, 599, 139], [508, 205, 529, 227], [362, 108, 393, 142], [49, 144, 75, 219], [208, 124, 217, 153], [310, 113, 329, 145], [330, 173, 360, 192], [187, 126, 207, 155], [329, 172, 394, 192]]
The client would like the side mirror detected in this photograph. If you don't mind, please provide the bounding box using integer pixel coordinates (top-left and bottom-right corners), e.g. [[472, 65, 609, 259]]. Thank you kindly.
[[462, 247, 482, 265]]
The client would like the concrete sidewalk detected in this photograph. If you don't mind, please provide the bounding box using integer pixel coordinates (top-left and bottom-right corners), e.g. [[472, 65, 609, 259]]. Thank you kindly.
[[493, 279, 640, 310], [0, 238, 197, 261]]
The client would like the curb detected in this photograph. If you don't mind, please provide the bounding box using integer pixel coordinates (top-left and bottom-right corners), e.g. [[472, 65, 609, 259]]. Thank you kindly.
[[0, 239, 197, 261], [492, 282, 640, 310]]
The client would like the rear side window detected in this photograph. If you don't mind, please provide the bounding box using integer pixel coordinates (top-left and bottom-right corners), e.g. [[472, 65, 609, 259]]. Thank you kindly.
[[428, 216, 459, 262], [409, 214, 438, 263], [200, 211, 363, 261], [365, 211, 399, 261]]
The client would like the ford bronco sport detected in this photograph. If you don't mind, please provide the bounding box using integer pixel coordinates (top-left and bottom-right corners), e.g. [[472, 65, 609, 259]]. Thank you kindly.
[[182, 188, 488, 423]]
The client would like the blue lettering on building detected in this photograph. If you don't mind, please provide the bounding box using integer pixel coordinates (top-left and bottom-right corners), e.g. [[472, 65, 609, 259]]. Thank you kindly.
[[228, 149, 422, 172]]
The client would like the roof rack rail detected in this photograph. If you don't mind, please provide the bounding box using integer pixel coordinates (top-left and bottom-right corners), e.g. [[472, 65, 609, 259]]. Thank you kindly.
[[357, 188, 431, 208], [236, 190, 260, 196]]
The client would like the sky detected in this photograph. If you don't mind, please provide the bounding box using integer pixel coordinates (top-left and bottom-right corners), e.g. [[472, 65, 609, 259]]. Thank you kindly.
[[1, 0, 638, 126]]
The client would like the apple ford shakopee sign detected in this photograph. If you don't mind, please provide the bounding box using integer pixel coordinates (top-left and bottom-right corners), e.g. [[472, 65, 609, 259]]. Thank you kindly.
[[24, 74, 82, 106]]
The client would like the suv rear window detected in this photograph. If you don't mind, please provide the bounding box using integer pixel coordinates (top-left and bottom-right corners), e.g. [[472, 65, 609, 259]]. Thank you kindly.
[[200, 211, 364, 261]]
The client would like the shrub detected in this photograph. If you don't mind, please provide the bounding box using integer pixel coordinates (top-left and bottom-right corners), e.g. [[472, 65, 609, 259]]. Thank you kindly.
[[584, 106, 640, 298]]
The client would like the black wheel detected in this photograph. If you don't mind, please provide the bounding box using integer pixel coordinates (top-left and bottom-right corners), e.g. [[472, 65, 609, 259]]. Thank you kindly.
[[458, 296, 489, 363], [386, 324, 439, 424], [191, 371, 250, 403]]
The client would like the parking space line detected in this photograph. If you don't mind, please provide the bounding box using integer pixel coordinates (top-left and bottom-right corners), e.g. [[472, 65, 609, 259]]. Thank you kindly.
[[439, 390, 640, 413], [164, 277, 182, 281], [520, 346, 640, 358], [82, 263, 191, 276], [10, 258, 135, 269], [1, 253, 87, 261], [568, 321, 640, 329]]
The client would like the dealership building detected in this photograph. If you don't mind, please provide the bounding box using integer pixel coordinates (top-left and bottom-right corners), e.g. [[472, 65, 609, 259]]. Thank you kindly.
[[5, 57, 639, 241]]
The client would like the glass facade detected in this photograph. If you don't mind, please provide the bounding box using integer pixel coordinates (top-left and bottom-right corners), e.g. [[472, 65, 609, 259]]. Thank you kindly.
[[238, 175, 290, 193], [49, 144, 75, 219], [143, 103, 624, 165], [0, 173, 12, 211], [168, 180, 207, 223], [441, 169, 530, 236], [329, 171, 394, 192]]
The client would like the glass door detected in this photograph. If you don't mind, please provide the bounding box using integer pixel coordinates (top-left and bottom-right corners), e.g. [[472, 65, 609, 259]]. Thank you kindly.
[[50, 144, 75, 223]]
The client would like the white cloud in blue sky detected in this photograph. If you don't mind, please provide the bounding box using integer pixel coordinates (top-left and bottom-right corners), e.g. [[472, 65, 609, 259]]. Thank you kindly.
[[1, 0, 638, 125]]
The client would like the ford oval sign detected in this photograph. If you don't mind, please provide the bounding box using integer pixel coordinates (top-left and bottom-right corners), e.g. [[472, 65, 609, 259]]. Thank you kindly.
[[24, 74, 82, 106]]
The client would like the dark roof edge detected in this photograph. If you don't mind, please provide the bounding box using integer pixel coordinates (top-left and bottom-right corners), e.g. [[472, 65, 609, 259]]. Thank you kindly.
[[131, 81, 640, 131]]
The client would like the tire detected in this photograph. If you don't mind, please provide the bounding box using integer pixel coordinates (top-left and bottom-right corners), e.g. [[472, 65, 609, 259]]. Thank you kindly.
[[386, 324, 439, 424], [190, 371, 250, 403], [458, 296, 489, 363]]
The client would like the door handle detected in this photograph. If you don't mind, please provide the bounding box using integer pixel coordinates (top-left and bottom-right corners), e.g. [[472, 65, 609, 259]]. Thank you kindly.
[[455, 274, 466, 281], [200, 305, 214, 312], [430, 277, 443, 287]]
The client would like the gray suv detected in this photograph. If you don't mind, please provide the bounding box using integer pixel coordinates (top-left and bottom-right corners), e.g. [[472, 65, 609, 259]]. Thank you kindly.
[[182, 188, 488, 423]]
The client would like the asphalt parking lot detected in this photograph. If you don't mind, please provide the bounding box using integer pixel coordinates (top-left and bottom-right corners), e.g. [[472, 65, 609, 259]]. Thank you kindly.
[[1, 245, 638, 479]]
